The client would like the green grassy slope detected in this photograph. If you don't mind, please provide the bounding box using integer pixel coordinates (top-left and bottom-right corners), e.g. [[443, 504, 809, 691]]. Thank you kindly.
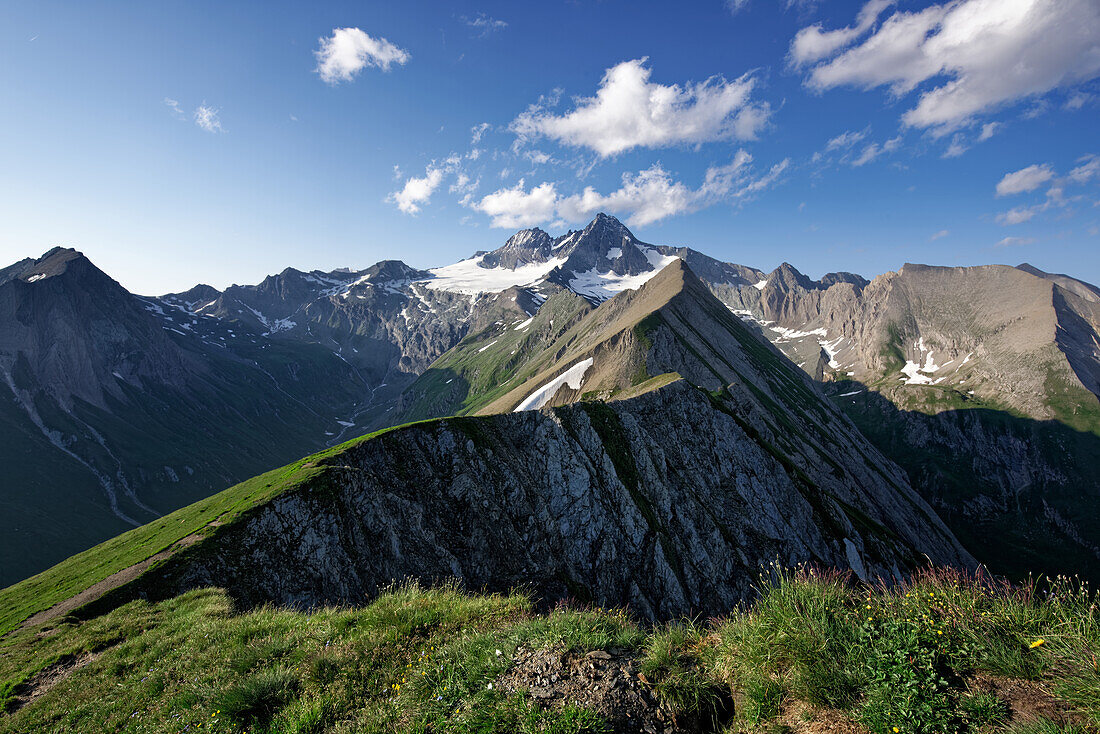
[[0, 422, 428, 637], [1, 569, 1096, 733]]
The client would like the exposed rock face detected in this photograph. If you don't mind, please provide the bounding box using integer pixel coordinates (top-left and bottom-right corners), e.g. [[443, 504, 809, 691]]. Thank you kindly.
[[140, 382, 972, 621], [733, 260, 1100, 579]]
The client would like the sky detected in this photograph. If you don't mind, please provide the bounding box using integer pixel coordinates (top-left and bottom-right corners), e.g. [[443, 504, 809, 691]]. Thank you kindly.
[[1, 0, 1098, 295]]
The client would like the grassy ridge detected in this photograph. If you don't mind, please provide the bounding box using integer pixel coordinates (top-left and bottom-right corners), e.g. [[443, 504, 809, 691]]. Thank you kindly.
[[1, 568, 1096, 733], [0, 421, 433, 637]]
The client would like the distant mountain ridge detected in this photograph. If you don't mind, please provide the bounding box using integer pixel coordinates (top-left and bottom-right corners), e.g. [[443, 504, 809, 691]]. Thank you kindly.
[[2, 213, 1099, 586]]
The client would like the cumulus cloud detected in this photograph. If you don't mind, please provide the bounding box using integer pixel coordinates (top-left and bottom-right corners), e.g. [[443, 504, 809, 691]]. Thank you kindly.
[[315, 28, 410, 84], [390, 167, 445, 214], [789, 0, 895, 66], [796, 0, 1100, 131], [468, 153, 789, 228], [996, 164, 1055, 196], [510, 58, 771, 157], [471, 180, 560, 229], [193, 104, 223, 133]]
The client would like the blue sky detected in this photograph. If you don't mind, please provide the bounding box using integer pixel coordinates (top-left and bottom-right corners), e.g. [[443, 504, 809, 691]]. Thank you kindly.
[[1, 0, 1098, 294]]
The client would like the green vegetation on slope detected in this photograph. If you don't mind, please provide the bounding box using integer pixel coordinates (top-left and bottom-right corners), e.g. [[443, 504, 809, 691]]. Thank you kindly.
[[0, 421, 433, 637], [1, 569, 1096, 733]]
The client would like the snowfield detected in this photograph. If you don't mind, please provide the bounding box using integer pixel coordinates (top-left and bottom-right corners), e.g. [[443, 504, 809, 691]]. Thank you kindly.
[[420, 255, 567, 296], [568, 247, 679, 301], [513, 358, 595, 412]]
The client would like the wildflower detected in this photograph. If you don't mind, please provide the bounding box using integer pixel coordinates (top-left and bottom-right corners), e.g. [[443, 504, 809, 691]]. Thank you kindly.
[[1030, 639, 1045, 649], [893, 728, 900, 733]]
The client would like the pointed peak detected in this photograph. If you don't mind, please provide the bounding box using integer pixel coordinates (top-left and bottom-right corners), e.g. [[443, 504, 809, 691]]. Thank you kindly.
[[582, 213, 635, 238], [771, 262, 815, 291], [483, 228, 554, 269], [503, 227, 550, 247], [361, 260, 429, 282], [13, 247, 96, 285]]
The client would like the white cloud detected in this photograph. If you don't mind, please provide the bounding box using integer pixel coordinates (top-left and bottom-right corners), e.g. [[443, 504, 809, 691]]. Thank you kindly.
[[164, 97, 184, 117], [1064, 91, 1093, 110], [821, 128, 900, 166], [729, 0, 823, 14], [942, 133, 968, 158], [193, 104, 223, 133], [470, 122, 491, 144], [996, 163, 1055, 196], [930, 229, 949, 240], [468, 153, 788, 228], [1069, 154, 1100, 184], [798, 0, 1100, 131], [557, 166, 697, 227], [449, 173, 479, 195], [978, 122, 1000, 141], [995, 236, 1036, 248], [826, 128, 869, 151], [510, 58, 770, 157], [525, 150, 552, 165], [471, 179, 559, 229], [997, 206, 1038, 225], [315, 28, 410, 84], [390, 167, 444, 214], [789, 0, 895, 66], [852, 143, 882, 166], [464, 14, 507, 35]]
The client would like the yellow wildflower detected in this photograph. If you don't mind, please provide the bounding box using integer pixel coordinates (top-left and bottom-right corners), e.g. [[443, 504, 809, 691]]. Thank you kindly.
[[1030, 639, 1045, 649]]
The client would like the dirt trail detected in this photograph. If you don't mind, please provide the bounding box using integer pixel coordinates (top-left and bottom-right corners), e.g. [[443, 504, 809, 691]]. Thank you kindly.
[[17, 533, 203, 632]]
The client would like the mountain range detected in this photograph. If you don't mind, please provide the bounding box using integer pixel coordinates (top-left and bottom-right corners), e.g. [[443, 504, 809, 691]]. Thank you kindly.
[[1, 213, 1098, 588]]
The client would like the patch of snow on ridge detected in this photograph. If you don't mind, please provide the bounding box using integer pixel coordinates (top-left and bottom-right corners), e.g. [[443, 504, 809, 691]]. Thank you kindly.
[[421, 254, 566, 295], [513, 317, 534, 331], [769, 325, 827, 342], [514, 358, 595, 412], [569, 254, 679, 301], [606, 247, 622, 259], [752, 279, 768, 291], [821, 336, 845, 369], [901, 337, 942, 385]]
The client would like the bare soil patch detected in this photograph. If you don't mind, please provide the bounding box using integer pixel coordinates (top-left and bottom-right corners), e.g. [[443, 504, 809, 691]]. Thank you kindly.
[[18, 532, 204, 632], [969, 674, 1080, 725], [7, 652, 99, 713], [498, 646, 691, 734]]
